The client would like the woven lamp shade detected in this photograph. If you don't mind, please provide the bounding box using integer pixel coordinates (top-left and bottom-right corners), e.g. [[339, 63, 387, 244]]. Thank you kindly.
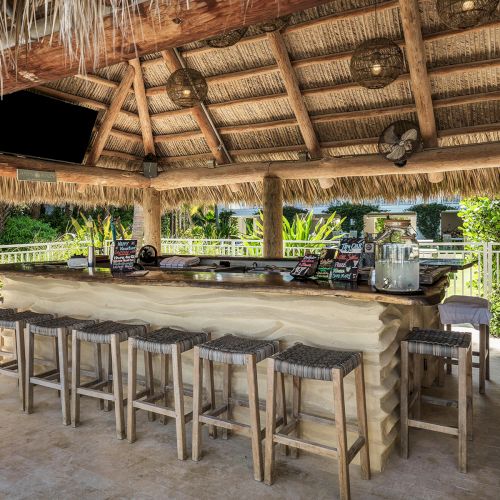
[[436, 0, 499, 28], [205, 27, 248, 48], [258, 15, 291, 32], [350, 37, 404, 89], [166, 68, 208, 108]]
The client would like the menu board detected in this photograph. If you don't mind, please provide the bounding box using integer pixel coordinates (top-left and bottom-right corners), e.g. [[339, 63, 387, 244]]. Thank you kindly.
[[329, 238, 365, 282], [316, 248, 337, 280], [111, 239, 137, 273], [290, 254, 320, 279]]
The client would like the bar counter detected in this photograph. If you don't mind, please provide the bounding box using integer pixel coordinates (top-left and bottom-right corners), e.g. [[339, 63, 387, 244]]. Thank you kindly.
[[0, 262, 445, 471]]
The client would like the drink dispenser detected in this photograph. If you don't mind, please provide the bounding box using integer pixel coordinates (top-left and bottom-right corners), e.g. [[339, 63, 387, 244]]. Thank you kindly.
[[374, 220, 419, 292]]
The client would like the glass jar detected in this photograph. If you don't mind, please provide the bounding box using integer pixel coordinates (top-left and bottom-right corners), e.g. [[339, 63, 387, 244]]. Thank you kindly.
[[374, 220, 419, 292]]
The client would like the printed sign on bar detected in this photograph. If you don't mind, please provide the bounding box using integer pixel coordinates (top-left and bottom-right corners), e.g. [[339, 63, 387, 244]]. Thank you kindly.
[[111, 239, 137, 273]]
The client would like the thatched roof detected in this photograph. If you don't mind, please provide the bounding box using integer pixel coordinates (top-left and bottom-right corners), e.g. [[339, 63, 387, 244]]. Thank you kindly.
[[1, 0, 500, 208]]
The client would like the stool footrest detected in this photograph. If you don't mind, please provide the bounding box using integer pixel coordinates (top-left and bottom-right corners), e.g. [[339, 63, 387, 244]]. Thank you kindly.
[[347, 436, 366, 464], [298, 411, 361, 434], [199, 415, 252, 437], [0, 365, 19, 377], [421, 394, 458, 408], [0, 359, 18, 369], [408, 418, 458, 436], [33, 368, 59, 379], [77, 386, 115, 401], [408, 390, 420, 410], [228, 395, 266, 412], [273, 433, 338, 457], [30, 377, 60, 390], [133, 400, 176, 418]]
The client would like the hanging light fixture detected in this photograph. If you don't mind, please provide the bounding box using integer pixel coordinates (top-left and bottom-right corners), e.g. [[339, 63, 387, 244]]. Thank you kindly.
[[350, 38, 404, 89], [166, 68, 208, 108], [436, 0, 499, 29], [205, 27, 248, 48], [257, 15, 291, 33]]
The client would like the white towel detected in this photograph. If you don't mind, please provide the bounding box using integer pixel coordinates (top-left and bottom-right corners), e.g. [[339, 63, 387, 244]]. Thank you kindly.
[[160, 256, 200, 269], [439, 295, 491, 326]]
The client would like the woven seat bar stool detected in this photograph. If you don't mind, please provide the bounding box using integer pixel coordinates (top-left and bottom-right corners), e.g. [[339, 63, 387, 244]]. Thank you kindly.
[[25, 317, 98, 425], [192, 335, 279, 482], [0, 311, 53, 411], [128, 327, 212, 460], [264, 343, 370, 500], [71, 320, 148, 440], [0, 308, 16, 358], [401, 328, 472, 473], [439, 295, 491, 394]]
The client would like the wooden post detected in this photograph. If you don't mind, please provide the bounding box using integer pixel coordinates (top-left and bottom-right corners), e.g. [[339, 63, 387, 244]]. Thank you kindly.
[[142, 189, 161, 252], [263, 176, 283, 259]]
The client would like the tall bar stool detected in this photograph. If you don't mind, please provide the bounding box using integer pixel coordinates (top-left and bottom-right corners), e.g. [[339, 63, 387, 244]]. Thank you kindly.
[[264, 343, 370, 500], [0, 311, 53, 410], [192, 335, 279, 482], [401, 328, 472, 473], [127, 327, 211, 460], [0, 308, 16, 357], [25, 317, 98, 425], [71, 320, 148, 439], [439, 295, 491, 393]]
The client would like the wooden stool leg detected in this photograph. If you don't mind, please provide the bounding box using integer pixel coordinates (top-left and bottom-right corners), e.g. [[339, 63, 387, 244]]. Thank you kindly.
[[94, 343, 104, 410], [110, 335, 125, 440], [172, 344, 187, 460], [103, 345, 113, 412], [246, 353, 263, 482], [204, 359, 217, 439], [53, 335, 61, 397], [222, 363, 231, 439], [290, 375, 301, 459], [264, 358, 277, 486], [479, 324, 486, 394], [400, 341, 409, 459], [354, 358, 371, 480], [333, 368, 350, 500], [24, 328, 34, 414], [467, 346, 473, 442], [413, 353, 422, 419], [445, 324, 453, 374], [71, 333, 81, 427], [485, 325, 490, 381], [144, 351, 156, 422], [127, 338, 138, 443], [15, 321, 26, 411], [192, 346, 203, 462], [277, 372, 288, 456], [437, 358, 445, 387], [57, 328, 70, 426], [160, 353, 169, 424], [458, 347, 468, 473]]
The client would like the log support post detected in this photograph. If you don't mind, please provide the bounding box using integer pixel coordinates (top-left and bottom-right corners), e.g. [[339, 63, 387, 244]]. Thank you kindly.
[[263, 176, 283, 259], [143, 189, 162, 253]]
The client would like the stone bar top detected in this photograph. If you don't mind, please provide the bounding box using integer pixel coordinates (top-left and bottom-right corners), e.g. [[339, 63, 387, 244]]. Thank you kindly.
[[0, 262, 448, 306]]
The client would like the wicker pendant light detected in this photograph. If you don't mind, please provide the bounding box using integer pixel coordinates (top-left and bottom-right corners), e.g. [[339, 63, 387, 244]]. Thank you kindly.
[[436, 0, 499, 29], [257, 15, 291, 33], [350, 37, 404, 89], [166, 68, 208, 108], [205, 27, 248, 48]]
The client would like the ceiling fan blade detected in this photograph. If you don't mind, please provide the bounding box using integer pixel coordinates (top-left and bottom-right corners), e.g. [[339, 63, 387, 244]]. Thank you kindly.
[[401, 128, 418, 142], [386, 144, 406, 161], [382, 126, 399, 145]]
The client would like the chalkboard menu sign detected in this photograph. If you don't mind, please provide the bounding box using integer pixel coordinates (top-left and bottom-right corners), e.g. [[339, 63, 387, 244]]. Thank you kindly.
[[111, 239, 137, 273], [316, 248, 337, 280], [329, 238, 365, 282], [290, 254, 320, 279]]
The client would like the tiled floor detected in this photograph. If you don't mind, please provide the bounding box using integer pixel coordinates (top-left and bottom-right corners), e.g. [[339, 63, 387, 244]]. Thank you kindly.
[[0, 332, 498, 499]]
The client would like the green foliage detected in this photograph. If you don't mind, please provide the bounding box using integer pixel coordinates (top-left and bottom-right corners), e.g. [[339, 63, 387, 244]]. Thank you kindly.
[[184, 207, 238, 239], [325, 203, 379, 234], [0, 216, 58, 245], [242, 210, 344, 248], [408, 203, 453, 240], [282, 205, 307, 224]]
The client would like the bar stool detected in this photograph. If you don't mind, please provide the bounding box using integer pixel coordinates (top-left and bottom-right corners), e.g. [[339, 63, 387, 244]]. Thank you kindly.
[[192, 335, 279, 482], [439, 295, 491, 393], [71, 320, 148, 439], [25, 316, 98, 425], [127, 327, 211, 460], [401, 328, 472, 473], [0, 311, 53, 410], [264, 343, 370, 500], [0, 308, 16, 356]]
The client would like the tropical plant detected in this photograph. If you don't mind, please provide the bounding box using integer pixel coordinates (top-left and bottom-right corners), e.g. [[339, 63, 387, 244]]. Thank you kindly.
[[325, 203, 379, 234], [185, 207, 238, 239], [0, 216, 58, 245], [408, 203, 453, 240], [282, 205, 307, 224]]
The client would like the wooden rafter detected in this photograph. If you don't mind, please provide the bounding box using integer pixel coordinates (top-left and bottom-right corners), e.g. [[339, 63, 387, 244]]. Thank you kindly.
[[3, 0, 333, 95], [267, 31, 321, 159], [85, 65, 135, 165]]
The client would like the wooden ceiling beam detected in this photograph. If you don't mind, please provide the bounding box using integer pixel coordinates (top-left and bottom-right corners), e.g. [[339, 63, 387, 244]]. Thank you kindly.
[[129, 58, 155, 156], [267, 31, 322, 159], [3, 0, 334, 95], [85, 65, 136, 165]]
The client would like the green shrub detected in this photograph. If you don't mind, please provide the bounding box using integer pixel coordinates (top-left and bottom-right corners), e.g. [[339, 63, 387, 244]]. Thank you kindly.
[[0, 216, 58, 245], [324, 203, 379, 234], [408, 203, 453, 240]]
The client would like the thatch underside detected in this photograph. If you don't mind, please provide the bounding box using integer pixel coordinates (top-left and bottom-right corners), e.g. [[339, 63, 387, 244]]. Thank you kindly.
[[3, 0, 500, 206]]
